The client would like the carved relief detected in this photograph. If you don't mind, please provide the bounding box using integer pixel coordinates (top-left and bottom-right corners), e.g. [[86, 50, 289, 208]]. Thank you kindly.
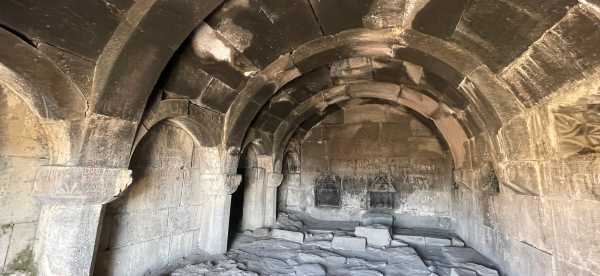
[[367, 174, 396, 209], [315, 173, 342, 207], [34, 166, 132, 204], [554, 96, 600, 158]]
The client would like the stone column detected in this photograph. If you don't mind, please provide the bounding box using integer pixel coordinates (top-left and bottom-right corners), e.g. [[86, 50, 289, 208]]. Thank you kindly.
[[241, 167, 266, 230], [33, 166, 132, 276], [264, 172, 284, 226], [193, 172, 242, 254]]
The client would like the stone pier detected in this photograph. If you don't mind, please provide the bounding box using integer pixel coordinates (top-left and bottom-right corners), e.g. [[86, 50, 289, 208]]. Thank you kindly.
[[32, 166, 131, 276], [193, 172, 241, 254]]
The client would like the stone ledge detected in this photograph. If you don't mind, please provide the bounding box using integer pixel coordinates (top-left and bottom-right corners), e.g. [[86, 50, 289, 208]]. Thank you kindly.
[[34, 166, 132, 205]]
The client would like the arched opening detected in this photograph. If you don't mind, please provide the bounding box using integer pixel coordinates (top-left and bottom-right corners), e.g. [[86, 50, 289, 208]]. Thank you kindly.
[[0, 1, 598, 275], [0, 86, 49, 275], [279, 103, 455, 230], [96, 121, 211, 275]]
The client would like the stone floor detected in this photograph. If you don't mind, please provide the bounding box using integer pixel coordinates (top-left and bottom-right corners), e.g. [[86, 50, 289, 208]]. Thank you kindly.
[[171, 213, 500, 276]]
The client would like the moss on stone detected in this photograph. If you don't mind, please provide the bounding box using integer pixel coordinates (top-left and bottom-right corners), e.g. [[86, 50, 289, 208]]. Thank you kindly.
[[0, 224, 12, 236], [3, 245, 36, 276]]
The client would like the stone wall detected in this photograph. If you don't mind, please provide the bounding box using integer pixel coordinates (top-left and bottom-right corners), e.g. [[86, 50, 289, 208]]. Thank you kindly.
[[453, 78, 600, 276], [281, 104, 454, 229], [0, 88, 47, 275], [96, 123, 211, 275]]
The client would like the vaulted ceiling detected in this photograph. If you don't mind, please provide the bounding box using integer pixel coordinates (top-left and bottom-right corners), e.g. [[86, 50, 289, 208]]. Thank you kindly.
[[1, 0, 598, 169]]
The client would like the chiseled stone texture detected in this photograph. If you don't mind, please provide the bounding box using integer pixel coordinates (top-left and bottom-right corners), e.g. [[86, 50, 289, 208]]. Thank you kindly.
[[96, 123, 214, 275], [332, 236, 367, 251], [287, 104, 454, 227], [0, 88, 48, 275]]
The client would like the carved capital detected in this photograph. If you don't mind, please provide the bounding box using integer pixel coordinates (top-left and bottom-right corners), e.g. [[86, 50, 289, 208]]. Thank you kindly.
[[191, 171, 242, 195], [34, 166, 132, 205], [267, 172, 284, 188]]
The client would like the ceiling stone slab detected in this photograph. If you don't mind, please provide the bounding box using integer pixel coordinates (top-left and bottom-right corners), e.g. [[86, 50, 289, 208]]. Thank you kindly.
[[197, 78, 239, 113], [207, 0, 322, 68], [0, 28, 85, 121], [92, 0, 224, 120], [163, 48, 214, 99], [500, 5, 600, 106], [453, 0, 577, 71], [411, 0, 468, 39], [0, 0, 131, 59], [188, 23, 259, 89], [308, 0, 376, 34]]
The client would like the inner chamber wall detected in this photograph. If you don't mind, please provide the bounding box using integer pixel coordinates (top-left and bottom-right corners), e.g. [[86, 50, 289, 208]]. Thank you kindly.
[[278, 104, 454, 230]]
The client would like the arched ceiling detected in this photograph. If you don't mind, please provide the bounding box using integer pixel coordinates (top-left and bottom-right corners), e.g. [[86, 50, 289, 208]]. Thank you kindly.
[[0, 0, 598, 169], [158, 0, 599, 171]]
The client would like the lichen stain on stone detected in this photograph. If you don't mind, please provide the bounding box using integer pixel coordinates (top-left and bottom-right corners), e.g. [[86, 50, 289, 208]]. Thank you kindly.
[[3, 245, 36, 276], [0, 223, 12, 236]]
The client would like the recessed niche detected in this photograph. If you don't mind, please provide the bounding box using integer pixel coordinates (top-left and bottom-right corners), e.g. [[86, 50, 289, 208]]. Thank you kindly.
[[315, 173, 342, 207]]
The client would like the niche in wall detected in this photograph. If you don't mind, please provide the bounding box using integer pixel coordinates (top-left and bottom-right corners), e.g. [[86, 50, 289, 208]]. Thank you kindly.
[[367, 174, 396, 209], [315, 173, 342, 207]]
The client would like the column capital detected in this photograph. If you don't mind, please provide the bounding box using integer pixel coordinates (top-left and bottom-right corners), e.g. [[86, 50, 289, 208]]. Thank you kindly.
[[267, 172, 284, 188], [34, 166, 132, 205], [191, 171, 242, 195]]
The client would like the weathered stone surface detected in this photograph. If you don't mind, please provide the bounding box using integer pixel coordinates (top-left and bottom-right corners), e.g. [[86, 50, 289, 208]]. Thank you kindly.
[[425, 237, 452, 247], [34, 166, 132, 205], [500, 5, 600, 106], [294, 263, 326, 276], [272, 229, 305, 244], [332, 236, 367, 251], [2, 1, 600, 276], [354, 225, 392, 247]]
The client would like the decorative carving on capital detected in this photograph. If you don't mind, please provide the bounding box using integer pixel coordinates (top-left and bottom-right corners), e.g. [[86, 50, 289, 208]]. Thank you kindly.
[[268, 173, 284, 188], [224, 174, 242, 194], [191, 170, 242, 195], [34, 166, 132, 205]]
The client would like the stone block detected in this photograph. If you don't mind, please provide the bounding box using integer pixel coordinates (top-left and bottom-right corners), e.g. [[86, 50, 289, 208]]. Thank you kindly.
[[498, 115, 534, 160], [425, 237, 452, 247], [122, 168, 185, 212], [498, 161, 542, 196], [294, 263, 326, 276], [97, 237, 170, 276], [390, 240, 409, 247], [271, 229, 304, 243], [461, 263, 499, 276], [332, 236, 366, 251], [354, 225, 392, 247], [109, 209, 169, 248], [167, 206, 203, 235], [450, 268, 477, 276], [361, 213, 394, 226], [551, 198, 600, 273], [168, 231, 195, 265], [393, 234, 426, 246], [451, 238, 465, 247]]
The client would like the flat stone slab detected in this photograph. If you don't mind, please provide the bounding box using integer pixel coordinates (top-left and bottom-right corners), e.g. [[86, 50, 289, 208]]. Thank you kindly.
[[451, 237, 465, 247], [355, 225, 391, 247], [393, 234, 425, 245], [272, 229, 305, 243], [361, 213, 394, 226], [425, 237, 452, 247], [390, 240, 409, 247], [332, 236, 367, 251], [450, 267, 478, 276], [462, 263, 499, 276], [294, 263, 326, 276]]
